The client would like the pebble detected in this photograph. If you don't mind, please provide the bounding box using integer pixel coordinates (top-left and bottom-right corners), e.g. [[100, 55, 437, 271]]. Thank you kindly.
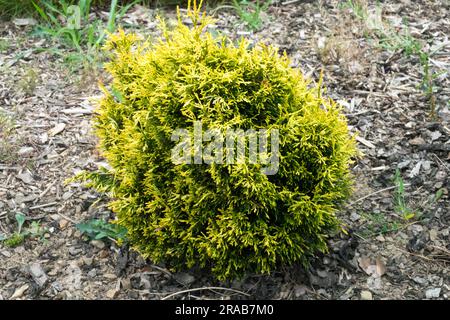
[[425, 288, 441, 299], [174, 272, 196, 286], [82, 257, 94, 266], [91, 240, 106, 249], [413, 277, 428, 285], [409, 225, 423, 236], [120, 278, 131, 290], [429, 229, 438, 241], [18, 147, 34, 156], [87, 269, 97, 278], [106, 289, 118, 299], [409, 137, 425, 145], [68, 247, 82, 256], [17, 172, 34, 184], [1, 250, 11, 258], [294, 285, 307, 297], [350, 212, 360, 222], [59, 219, 69, 230], [360, 290, 373, 300], [29, 262, 48, 288]]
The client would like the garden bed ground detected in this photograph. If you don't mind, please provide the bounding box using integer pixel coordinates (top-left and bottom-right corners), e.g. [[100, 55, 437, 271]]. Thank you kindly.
[[0, 0, 449, 300]]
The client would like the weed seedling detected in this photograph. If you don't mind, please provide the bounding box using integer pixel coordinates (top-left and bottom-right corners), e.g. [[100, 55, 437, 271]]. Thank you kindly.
[[393, 169, 416, 220], [232, 0, 270, 31], [1, 213, 48, 247], [76, 218, 127, 243], [18, 67, 38, 96], [2, 213, 26, 247]]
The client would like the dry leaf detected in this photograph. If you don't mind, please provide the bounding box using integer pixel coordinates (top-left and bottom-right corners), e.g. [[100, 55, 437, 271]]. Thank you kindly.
[[375, 257, 386, 277], [10, 284, 29, 299], [358, 256, 372, 275], [48, 123, 66, 136], [17, 172, 34, 184], [359, 256, 386, 278]]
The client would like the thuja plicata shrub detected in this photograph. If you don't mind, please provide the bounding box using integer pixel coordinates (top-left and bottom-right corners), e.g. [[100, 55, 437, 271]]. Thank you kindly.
[[72, 0, 357, 279]]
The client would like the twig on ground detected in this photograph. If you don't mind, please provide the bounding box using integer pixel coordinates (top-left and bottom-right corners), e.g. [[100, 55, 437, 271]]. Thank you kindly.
[[29, 202, 58, 210], [161, 286, 251, 300], [348, 184, 411, 206], [56, 211, 78, 225]]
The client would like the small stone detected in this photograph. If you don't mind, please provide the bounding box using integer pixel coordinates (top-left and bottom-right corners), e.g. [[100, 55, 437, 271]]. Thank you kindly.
[[413, 277, 428, 285], [397, 160, 411, 169], [435, 171, 446, 181], [410, 224, 423, 236], [68, 247, 82, 256], [87, 269, 97, 278], [104, 273, 117, 280], [50, 214, 60, 221], [28, 262, 48, 288], [82, 257, 93, 266], [18, 147, 34, 156], [425, 288, 441, 299], [91, 240, 105, 249], [106, 289, 118, 299], [375, 235, 385, 242], [173, 272, 195, 286], [429, 229, 438, 241], [350, 212, 360, 222], [430, 131, 442, 141], [1, 250, 11, 258], [367, 276, 382, 291], [316, 269, 328, 278], [405, 122, 415, 129], [294, 285, 307, 297], [360, 290, 373, 300], [121, 278, 131, 290], [59, 219, 69, 230], [409, 137, 425, 145], [17, 172, 34, 184]]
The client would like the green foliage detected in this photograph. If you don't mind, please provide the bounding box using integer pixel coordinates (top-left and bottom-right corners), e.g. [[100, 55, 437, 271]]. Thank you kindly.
[[232, 0, 270, 31], [0, 110, 18, 163], [339, 0, 368, 20], [0, 0, 139, 19], [342, 2, 440, 119], [31, 0, 137, 71], [3, 233, 25, 247], [73, 3, 356, 279], [76, 218, 128, 241], [393, 169, 415, 220], [0, 0, 37, 19], [18, 67, 39, 96], [357, 211, 401, 238], [0, 39, 10, 52], [0, 213, 46, 247]]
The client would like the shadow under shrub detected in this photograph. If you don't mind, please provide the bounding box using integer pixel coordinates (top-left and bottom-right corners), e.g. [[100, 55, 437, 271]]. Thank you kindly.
[[73, 3, 357, 280]]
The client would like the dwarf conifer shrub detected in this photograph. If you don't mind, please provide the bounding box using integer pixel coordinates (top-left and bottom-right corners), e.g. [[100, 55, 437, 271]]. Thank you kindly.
[[74, 2, 357, 280]]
